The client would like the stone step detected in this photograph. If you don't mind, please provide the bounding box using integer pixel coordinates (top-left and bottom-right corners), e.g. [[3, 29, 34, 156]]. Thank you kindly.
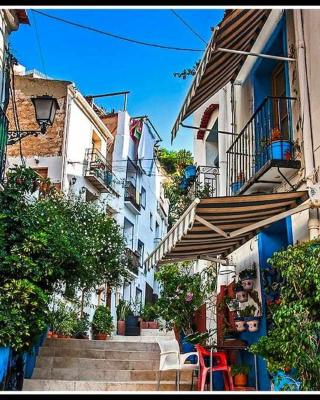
[[44, 338, 160, 352], [39, 347, 160, 361], [23, 379, 194, 391], [36, 356, 160, 371], [32, 367, 193, 382], [140, 329, 174, 337]]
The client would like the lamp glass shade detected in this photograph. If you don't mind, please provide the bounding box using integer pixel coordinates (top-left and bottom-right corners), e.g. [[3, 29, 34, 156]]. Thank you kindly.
[[31, 95, 59, 127]]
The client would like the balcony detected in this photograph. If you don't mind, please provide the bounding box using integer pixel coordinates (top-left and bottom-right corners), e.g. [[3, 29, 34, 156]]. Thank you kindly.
[[179, 165, 219, 198], [0, 107, 8, 185], [226, 97, 301, 196], [125, 248, 140, 277], [84, 148, 116, 193], [195, 165, 219, 197], [124, 181, 141, 213]]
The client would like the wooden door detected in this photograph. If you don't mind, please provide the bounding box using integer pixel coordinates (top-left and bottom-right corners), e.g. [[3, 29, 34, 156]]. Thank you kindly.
[[271, 63, 289, 139]]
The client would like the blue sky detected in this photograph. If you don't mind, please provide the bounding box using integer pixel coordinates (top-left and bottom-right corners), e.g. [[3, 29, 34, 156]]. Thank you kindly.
[[10, 8, 224, 153]]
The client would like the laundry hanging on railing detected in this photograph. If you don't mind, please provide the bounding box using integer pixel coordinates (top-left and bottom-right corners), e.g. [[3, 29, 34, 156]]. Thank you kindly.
[[129, 118, 143, 142]]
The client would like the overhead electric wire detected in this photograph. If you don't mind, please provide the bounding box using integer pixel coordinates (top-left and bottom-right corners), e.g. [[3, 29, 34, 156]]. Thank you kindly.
[[31, 10, 50, 84], [170, 9, 207, 45], [31, 9, 204, 53]]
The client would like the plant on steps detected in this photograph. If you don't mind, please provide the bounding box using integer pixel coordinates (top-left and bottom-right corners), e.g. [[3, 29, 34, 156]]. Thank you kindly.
[[231, 363, 250, 387], [91, 305, 114, 340], [249, 239, 320, 390]]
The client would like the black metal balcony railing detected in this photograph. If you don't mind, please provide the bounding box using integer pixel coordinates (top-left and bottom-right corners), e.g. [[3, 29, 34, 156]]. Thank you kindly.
[[0, 108, 8, 185], [125, 181, 140, 211], [84, 148, 115, 192], [195, 165, 219, 197], [226, 96, 296, 195], [125, 248, 139, 276]]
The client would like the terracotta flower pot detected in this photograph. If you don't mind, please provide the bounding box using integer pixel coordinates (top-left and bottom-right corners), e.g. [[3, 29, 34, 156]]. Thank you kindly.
[[117, 320, 126, 335], [234, 373, 248, 387], [47, 330, 53, 338], [140, 320, 148, 329], [148, 321, 158, 329], [241, 278, 254, 291], [94, 333, 108, 340], [236, 290, 248, 303], [51, 332, 58, 338]]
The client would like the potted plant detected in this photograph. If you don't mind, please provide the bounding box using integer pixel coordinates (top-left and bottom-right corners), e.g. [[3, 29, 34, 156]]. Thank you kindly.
[[140, 303, 159, 329], [234, 281, 248, 303], [240, 305, 260, 332], [239, 266, 257, 291], [267, 127, 292, 161], [91, 305, 114, 340], [116, 299, 130, 335], [231, 363, 250, 387], [234, 315, 246, 332], [230, 171, 245, 194], [72, 313, 90, 339]]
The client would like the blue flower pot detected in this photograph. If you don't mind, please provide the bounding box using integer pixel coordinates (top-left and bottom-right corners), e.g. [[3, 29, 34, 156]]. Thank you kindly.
[[230, 181, 244, 195], [267, 140, 292, 160], [0, 347, 10, 384], [179, 177, 189, 192], [184, 165, 197, 181]]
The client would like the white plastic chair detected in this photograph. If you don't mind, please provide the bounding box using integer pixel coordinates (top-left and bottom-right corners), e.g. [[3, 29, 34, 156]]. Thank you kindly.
[[156, 338, 199, 391]]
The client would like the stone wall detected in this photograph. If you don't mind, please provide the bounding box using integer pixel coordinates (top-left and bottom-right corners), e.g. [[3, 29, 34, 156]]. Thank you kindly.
[[6, 75, 71, 158]]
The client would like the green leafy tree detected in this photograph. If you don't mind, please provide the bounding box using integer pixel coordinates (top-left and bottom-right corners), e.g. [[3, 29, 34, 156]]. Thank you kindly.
[[0, 166, 129, 353], [157, 148, 210, 228], [155, 261, 216, 335], [250, 240, 320, 390]]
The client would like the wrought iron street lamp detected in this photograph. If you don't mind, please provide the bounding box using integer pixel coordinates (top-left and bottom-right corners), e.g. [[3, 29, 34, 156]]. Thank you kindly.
[[8, 95, 59, 145]]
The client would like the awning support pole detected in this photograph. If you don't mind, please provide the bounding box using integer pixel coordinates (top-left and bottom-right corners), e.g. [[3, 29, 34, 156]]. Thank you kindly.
[[228, 201, 314, 239], [180, 122, 237, 136], [216, 47, 296, 62], [195, 215, 229, 238]]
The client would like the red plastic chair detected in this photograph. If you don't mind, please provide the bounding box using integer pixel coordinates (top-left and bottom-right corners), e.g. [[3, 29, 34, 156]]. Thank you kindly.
[[195, 344, 234, 391]]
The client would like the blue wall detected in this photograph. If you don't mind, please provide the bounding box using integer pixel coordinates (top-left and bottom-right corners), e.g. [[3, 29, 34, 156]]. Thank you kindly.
[[239, 217, 293, 390]]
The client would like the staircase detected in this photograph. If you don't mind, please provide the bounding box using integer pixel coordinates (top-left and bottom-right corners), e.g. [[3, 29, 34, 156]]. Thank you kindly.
[[23, 331, 195, 391]]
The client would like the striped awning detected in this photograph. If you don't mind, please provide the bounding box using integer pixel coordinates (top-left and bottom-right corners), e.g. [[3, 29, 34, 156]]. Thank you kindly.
[[171, 9, 271, 141], [145, 191, 313, 269]]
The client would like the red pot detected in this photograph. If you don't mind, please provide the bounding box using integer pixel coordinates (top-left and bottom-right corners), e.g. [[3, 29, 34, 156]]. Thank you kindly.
[[148, 321, 158, 329], [117, 320, 125, 335], [95, 333, 108, 340], [47, 331, 53, 338], [234, 373, 248, 387], [140, 320, 148, 329]]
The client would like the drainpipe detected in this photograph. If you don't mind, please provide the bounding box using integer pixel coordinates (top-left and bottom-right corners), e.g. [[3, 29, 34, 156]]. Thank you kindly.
[[293, 9, 319, 239], [218, 87, 228, 196]]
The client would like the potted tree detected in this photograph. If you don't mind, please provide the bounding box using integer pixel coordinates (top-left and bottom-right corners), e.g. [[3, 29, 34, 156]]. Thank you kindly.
[[231, 363, 250, 387], [91, 305, 114, 340], [239, 266, 257, 291], [235, 281, 248, 303], [116, 299, 130, 336]]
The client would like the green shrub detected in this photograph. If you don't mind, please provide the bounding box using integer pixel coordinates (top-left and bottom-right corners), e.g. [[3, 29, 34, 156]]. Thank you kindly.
[[0, 279, 48, 352], [231, 364, 250, 376], [91, 306, 114, 335], [140, 304, 158, 321]]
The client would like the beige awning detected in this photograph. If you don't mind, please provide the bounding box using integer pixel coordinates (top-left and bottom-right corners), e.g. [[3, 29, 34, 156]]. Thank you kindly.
[[171, 9, 271, 141], [145, 191, 315, 269]]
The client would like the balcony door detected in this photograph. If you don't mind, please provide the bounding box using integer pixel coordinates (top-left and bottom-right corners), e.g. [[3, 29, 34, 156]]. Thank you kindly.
[[271, 63, 289, 140]]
